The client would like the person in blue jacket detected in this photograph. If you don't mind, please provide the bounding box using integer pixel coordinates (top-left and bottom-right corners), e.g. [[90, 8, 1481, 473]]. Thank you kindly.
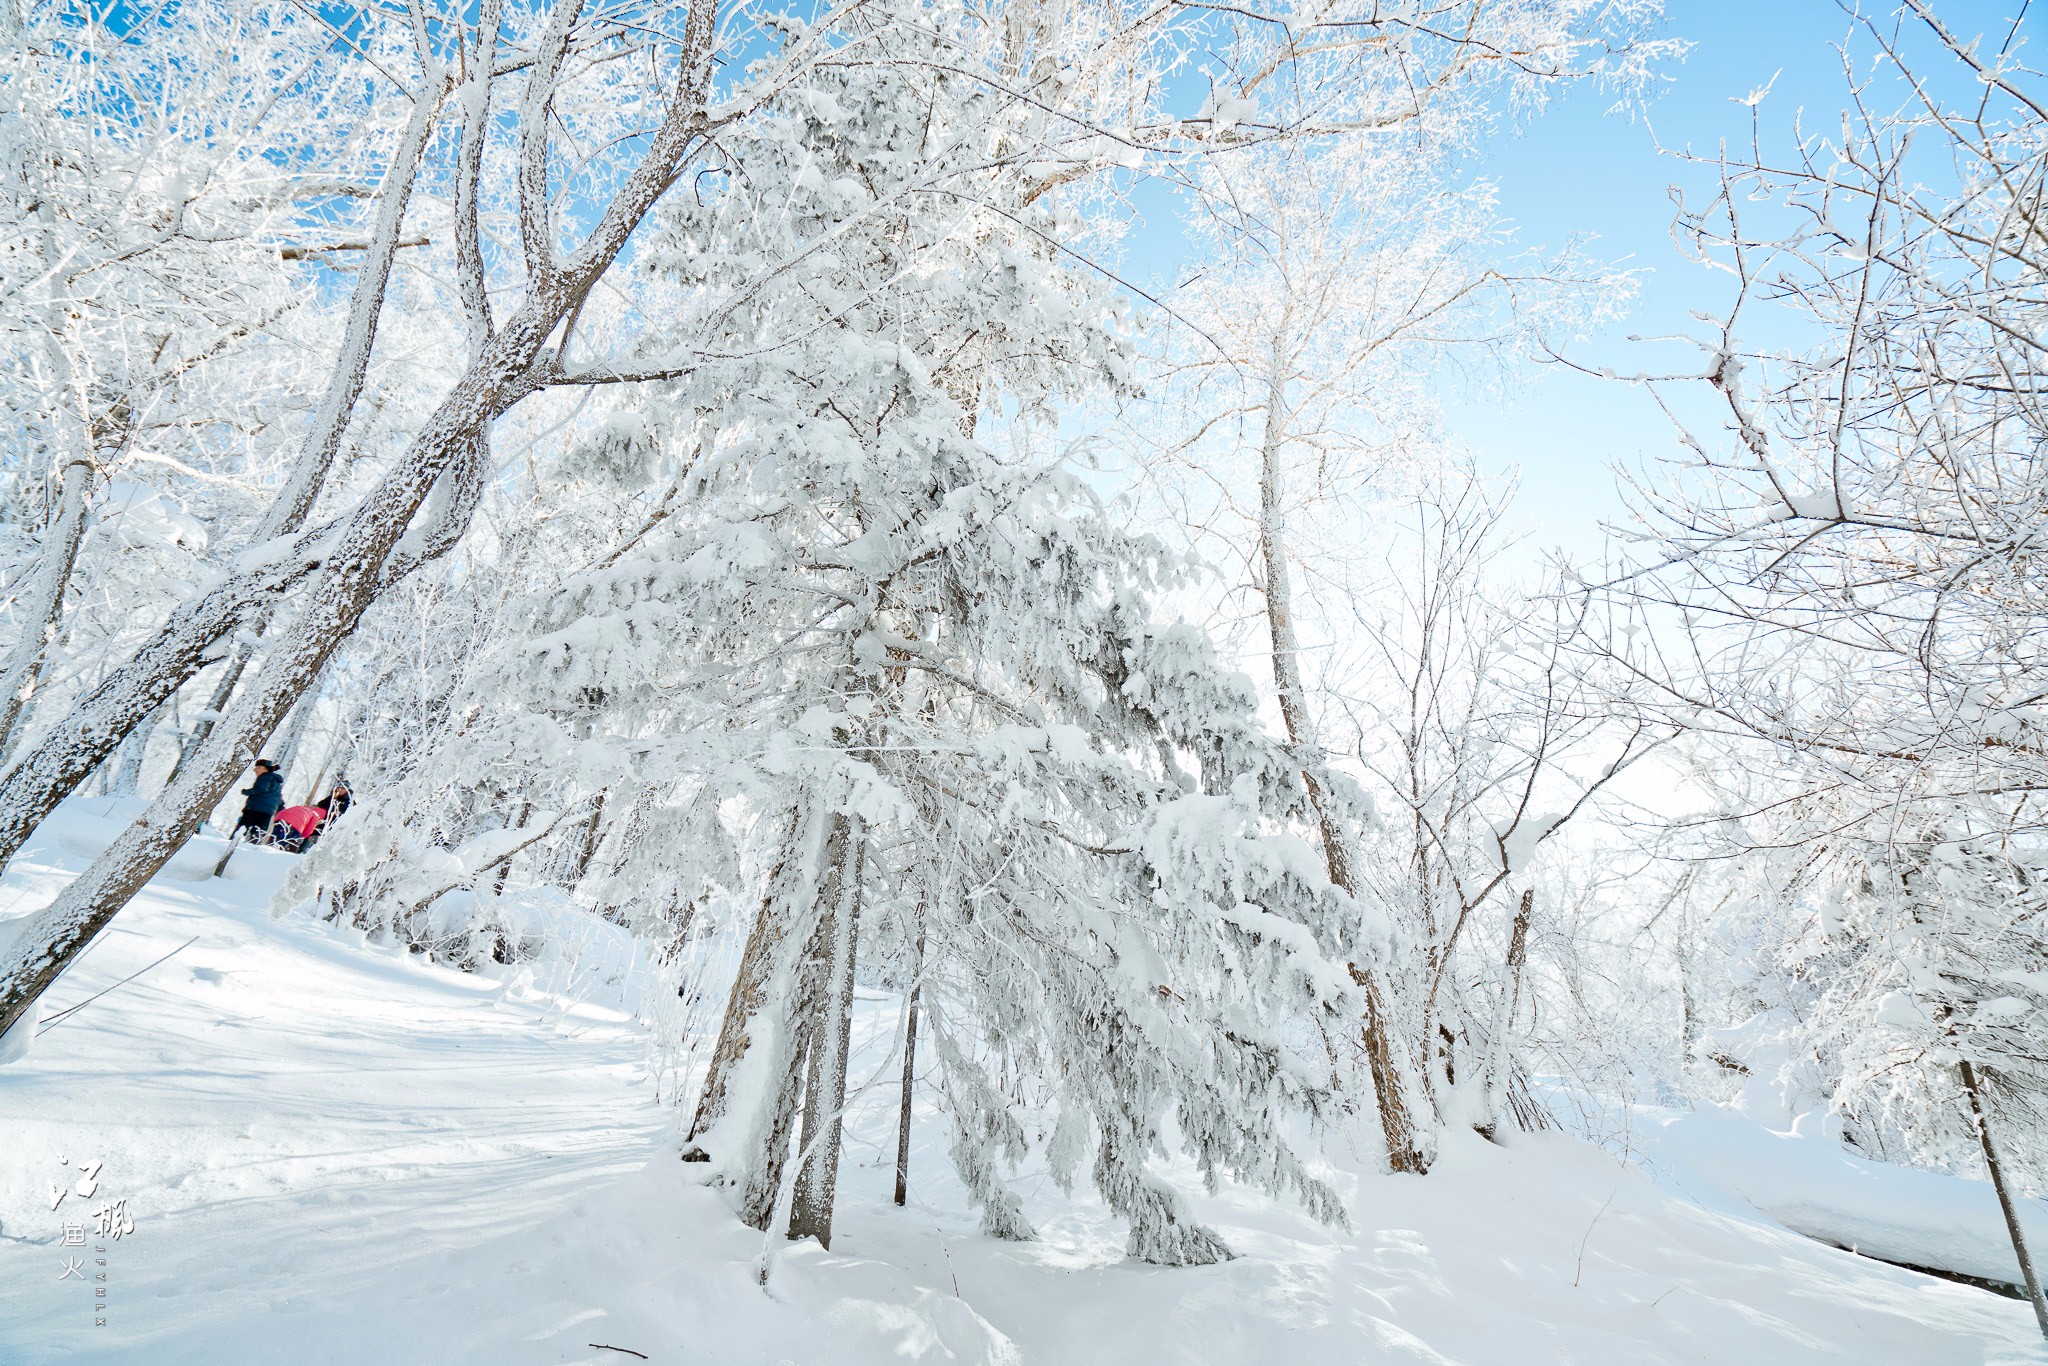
[[236, 760, 285, 842]]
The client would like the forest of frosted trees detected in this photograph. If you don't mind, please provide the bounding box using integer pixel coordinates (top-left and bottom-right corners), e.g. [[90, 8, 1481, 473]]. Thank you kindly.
[[4, 0, 2048, 1337]]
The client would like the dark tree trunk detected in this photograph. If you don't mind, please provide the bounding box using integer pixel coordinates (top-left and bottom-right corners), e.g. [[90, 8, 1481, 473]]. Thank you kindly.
[[894, 930, 924, 1208], [1960, 1059, 2048, 1339]]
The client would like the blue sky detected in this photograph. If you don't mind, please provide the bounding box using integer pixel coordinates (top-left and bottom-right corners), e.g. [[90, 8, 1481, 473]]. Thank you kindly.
[[1445, 0, 2026, 566]]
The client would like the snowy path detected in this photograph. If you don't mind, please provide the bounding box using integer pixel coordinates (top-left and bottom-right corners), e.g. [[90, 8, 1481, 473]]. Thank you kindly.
[[1, 801, 2045, 1365], [0, 803, 667, 1363]]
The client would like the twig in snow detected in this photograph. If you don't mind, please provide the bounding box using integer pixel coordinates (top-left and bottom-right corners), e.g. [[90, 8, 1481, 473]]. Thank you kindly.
[[912, 1197, 963, 1300], [38, 937, 199, 1034], [588, 1346, 649, 1361], [1574, 1190, 1617, 1288]]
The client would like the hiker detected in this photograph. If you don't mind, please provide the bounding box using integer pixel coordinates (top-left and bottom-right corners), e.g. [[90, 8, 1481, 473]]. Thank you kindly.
[[236, 760, 285, 842], [271, 804, 326, 853], [321, 782, 352, 823], [280, 782, 353, 854]]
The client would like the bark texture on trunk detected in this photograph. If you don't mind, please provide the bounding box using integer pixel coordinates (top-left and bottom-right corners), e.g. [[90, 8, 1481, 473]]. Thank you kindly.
[[730, 815, 848, 1230], [789, 821, 864, 1248], [686, 817, 810, 1146], [680, 805, 845, 1237]]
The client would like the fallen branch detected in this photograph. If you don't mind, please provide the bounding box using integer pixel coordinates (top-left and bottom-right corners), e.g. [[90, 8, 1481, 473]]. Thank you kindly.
[[38, 937, 199, 1034]]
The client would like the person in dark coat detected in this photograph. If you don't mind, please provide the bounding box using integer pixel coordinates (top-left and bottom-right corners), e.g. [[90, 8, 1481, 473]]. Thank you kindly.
[[321, 783, 352, 822], [236, 760, 285, 841]]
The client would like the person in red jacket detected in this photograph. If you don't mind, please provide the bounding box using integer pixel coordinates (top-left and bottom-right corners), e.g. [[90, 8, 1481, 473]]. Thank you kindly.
[[271, 804, 326, 853]]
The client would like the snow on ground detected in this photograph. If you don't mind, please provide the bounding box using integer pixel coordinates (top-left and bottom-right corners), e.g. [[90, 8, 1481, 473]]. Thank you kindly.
[[1637, 1104, 2048, 1289], [0, 800, 666, 1361], [2, 798, 2045, 1364]]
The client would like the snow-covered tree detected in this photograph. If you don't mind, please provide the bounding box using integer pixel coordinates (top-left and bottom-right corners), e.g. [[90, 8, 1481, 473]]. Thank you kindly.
[[283, 23, 1379, 1262], [1117, 8, 1657, 1166], [1600, 3, 2048, 1326], [0, 0, 377, 769], [0, 0, 823, 1042]]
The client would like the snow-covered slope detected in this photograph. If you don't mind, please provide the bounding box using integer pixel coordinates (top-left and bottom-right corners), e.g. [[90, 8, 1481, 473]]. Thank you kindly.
[[1638, 1104, 2048, 1289], [0, 801, 667, 1360], [1, 800, 2043, 1365]]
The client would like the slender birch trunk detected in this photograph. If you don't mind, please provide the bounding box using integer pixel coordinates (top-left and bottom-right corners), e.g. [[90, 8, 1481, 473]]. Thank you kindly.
[[894, 928, 925, 1208], [0, 458, 93, 764], [1476, 888, 1533, 1140], [1960, 1059, 2048, 1338], [1255, 345, 1429, 1174]]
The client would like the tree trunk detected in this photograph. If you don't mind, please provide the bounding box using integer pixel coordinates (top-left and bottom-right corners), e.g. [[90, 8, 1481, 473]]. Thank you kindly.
[[894, 929, 924, 1208], [170, 650, 251, 782], [565, 791, 607, 886], [685, 816, 808, 1148], [1960, 1058, 2048, 1338], [790, 821, 864, 1248], [729, 815, 847, 1230], [269, 685, 321, 780], [1256, 346, 1429, 1174], [491, 800, 531, 897], [1477, 888, 1533, 1140], [107, 705, 161, 798], [0, 457, 93, 766]]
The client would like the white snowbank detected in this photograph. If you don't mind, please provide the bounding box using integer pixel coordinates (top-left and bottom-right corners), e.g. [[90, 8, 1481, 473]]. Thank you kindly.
[[1637, 1105, 2048, 1288]]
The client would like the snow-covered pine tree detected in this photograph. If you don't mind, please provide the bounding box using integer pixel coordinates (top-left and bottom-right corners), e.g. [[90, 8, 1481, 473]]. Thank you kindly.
[[284, 20, 1371, 1263]]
